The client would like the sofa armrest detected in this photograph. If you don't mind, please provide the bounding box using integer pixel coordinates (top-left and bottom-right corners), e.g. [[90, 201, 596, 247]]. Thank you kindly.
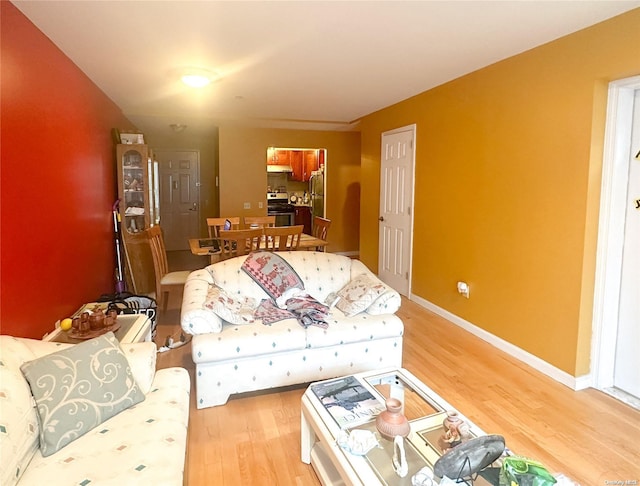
[[120, 342, 157, 394], [366, 290, 401, 315], [350, 259, 402, 314], [180, 268, 224, 334]]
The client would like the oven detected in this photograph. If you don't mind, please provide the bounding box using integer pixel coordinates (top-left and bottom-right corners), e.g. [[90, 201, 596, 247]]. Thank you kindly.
[[267, 192, 296, 227]]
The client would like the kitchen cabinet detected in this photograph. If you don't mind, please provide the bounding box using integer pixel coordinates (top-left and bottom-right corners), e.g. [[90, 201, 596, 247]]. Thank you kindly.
[[295, 206, 312, 234], [303, 150, 320, 181], [289, 149, 319, 182], [268, 148, 292, 166], [116, 143, 159, 294], [290, 150, 304, 181]]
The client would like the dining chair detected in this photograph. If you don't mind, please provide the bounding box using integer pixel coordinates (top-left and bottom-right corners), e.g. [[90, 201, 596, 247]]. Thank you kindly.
[[244, 215, 276, 229], [207, 217, 241, 238], [218, 228, 263, 260], [146, 225, 192, 312], [312, 216, 331, 251], [206, 217, 241, 264], [263, 225, 303, 251]]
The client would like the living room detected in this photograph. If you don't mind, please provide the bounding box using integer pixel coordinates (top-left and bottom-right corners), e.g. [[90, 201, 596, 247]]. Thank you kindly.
[[2, 2, 639, 484]]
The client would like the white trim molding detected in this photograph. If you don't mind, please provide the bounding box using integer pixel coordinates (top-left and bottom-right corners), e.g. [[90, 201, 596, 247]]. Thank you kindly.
[[410, 295, 589, 391]]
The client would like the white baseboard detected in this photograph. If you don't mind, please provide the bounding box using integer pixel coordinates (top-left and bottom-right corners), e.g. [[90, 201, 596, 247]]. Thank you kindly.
[[409, 295, 589, 391]]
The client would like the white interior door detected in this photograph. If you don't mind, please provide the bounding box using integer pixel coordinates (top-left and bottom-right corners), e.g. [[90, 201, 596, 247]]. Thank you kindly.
[[593, 76, 640, 409], [378, 125, 415, 296], [156, 150, 200, 251], [613, 90, 640, 398]]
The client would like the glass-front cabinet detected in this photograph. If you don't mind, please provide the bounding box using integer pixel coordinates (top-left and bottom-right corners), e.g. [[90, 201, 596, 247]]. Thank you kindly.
[[116, 143, 159, 295], [116, 144, 159, 234]]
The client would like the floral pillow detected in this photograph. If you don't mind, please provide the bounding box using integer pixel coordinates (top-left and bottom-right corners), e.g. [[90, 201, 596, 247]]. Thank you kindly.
[[336, 273, 388, 317], [20, 332, 145, 457], [204, 285, 257, 324]]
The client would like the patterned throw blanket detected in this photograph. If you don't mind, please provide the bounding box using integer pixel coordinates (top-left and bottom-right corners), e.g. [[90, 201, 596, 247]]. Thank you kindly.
[[255, 295, 330, 329], [241, 251, 329, 328], [241, 251, 304, 302]]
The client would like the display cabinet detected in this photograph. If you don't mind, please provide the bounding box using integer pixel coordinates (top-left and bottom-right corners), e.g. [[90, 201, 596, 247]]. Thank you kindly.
[[117, 144, 159, 234], [116, 144, 159, 294]]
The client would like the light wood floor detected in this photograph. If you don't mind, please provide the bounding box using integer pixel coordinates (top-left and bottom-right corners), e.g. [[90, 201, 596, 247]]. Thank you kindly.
[[157, 256, 640, 485]]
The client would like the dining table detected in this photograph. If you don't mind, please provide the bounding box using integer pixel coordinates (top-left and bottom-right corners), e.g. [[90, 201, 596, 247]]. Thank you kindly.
[[188, 233, 328, 258]]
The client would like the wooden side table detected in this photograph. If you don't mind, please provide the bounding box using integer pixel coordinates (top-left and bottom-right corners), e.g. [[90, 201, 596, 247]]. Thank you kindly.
[[43, 314, 152, 344]]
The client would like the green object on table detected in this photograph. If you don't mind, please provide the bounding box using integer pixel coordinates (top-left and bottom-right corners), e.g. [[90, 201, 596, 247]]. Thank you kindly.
[[499, 456, 557, 486]]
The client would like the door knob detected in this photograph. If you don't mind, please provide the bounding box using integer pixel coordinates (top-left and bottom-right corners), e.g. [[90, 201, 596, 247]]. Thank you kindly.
[[189, 203, 197, 211], [379, 216, 385, 222]]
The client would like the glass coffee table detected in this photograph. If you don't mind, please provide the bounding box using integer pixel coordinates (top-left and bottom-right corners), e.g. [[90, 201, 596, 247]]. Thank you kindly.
[[301, 368, 508, 486]]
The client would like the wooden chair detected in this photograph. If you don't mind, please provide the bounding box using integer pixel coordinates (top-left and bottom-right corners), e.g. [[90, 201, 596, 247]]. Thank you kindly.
[[207, 217, 240, 238], [244, 215, 276, 229], [205, 217, 241, 264], [263, 225, 303, 251], [218, 228, 263, 260], [312, 216, 331, 251], [146, 225, 191, 311]]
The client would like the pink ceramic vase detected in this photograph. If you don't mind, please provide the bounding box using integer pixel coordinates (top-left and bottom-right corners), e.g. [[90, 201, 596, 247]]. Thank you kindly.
[[376, 398, 410, 440]]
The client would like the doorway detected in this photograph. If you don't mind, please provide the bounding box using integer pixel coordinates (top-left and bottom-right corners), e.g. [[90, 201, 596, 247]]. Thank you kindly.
[[592, 76, 640, 408], [155, 150, 201, 251], [378, 125, 416, 296]]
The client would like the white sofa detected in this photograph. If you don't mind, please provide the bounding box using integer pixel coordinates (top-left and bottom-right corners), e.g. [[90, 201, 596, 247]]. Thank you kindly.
[[181, 251, 404, 409], [0, 335, 190, 486]]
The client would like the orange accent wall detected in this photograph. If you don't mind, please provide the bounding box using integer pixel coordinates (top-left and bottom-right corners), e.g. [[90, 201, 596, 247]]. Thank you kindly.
[[1, 2, 132, 338], [359, 8, 640, 377]]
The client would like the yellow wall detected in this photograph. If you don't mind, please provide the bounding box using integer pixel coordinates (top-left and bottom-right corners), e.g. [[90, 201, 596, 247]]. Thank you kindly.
[[360, 9, 640, 377], [218, 125, 361, 253]]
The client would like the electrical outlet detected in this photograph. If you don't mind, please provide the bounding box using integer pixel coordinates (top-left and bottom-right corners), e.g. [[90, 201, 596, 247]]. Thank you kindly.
[[243, 202, 251, 209], [457, 281, 470, 298], [258, 202, 263, 209]]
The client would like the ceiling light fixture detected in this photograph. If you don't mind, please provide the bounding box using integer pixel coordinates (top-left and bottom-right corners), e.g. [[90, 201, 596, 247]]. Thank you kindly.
[[170, 124, 187, 133], [179, 68, 216, 88], [181, 74, 210, 88]]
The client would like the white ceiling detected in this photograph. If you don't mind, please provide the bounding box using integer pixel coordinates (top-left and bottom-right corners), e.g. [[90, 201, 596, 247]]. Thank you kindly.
[[14, 1, 640, 136]]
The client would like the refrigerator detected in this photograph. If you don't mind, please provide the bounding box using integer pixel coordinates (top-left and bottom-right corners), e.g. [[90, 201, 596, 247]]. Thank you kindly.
[[309, 169, 324, 221]]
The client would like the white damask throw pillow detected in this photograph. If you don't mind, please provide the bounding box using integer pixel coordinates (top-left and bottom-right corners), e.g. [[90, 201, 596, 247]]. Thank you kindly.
[[336, 274, 388, 317], [20, 332, 145, 456]]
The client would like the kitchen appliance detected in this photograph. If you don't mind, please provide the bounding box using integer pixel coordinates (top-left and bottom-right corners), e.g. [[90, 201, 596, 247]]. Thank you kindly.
[[267, 192, 295, 226], [309, 169, 325, 223]]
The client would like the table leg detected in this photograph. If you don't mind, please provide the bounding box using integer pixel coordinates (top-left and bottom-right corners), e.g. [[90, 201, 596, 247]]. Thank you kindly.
[[300, 401, 316, 464]]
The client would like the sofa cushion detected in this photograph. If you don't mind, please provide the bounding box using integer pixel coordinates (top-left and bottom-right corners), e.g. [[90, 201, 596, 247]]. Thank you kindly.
[[18, 367, 190, 486], [191, 319, 307, 364], [204, 285, 257, 324], [335, 273, 389, 317], [0, 336, 41, 486], [304, 310, 405, 349], [20, 332, 145, 457], [279, 252, 353, 302]]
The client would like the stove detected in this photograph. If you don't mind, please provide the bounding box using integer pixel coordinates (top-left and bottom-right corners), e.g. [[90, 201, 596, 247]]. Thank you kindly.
[[267, 192, 295, 226]]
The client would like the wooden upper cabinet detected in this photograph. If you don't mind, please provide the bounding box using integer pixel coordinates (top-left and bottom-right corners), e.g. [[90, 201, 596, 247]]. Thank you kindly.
[[268, 148, 320, 182], [274, 149, 291, 166], [290, 150, 304, 181], [303, 150, 319, 181]]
